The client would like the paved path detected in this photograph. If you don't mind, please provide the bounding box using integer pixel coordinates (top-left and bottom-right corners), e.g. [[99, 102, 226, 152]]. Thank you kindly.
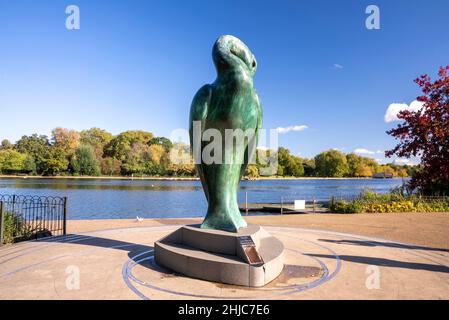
[[67, 212, 449, 249], [1, 222, 448, 299]]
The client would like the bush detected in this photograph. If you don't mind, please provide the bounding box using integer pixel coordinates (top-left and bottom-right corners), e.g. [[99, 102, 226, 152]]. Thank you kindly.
[[329, 198, 362, 213], [2, 211, 53, 244], [2, 211, 25, 244], [329, 191, 449, 214]]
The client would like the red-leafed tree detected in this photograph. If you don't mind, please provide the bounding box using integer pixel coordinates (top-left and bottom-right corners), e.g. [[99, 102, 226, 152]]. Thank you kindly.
[[386, 66, 449, 195]]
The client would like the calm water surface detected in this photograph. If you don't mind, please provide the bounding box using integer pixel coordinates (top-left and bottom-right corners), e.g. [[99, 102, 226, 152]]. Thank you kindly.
[[0, 178, 406, 219]]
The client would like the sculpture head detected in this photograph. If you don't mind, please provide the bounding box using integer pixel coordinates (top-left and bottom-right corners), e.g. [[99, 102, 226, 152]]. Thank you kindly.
[[212, 35, 257, 77]]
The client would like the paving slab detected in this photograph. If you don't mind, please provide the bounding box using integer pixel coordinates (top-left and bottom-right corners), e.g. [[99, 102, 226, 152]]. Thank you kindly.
[[1, 224, 448, 299]]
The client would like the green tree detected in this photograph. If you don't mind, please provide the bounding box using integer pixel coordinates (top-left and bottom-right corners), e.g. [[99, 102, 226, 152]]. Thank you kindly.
[[23, 154, 36, 174], [314, 149, 349, 177], [15, 134, 51, 173], [256, 148, 277, 176], [80, 128, 113, 159], [277, 147, 304, 177], [40, 148, 68, 175], [287, 157, 304, 176], [0, 139, 13, 150], [105, 130, 154, 161], [346, 153, 361, 177], [121, 142, 152, 175], [276, 165, 284, 176], [149, 137, 173, 152], [302, 158, 316, 176], [0, 150, 26, 173], [71, 145, 101, 176]]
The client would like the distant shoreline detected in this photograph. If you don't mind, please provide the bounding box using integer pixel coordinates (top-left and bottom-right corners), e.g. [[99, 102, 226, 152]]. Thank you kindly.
[[0, 174, 404, 181]]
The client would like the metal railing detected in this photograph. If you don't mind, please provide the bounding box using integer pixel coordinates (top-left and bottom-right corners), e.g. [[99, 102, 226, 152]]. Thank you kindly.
[[240, 192, 327, 215], [240, 190, 449, 215], [279, 197, 325, 214], [0, 194, 67, 244]]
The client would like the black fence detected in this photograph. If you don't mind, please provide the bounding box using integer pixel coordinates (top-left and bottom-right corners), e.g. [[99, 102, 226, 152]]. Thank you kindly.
[[0, 194, 67, 244]]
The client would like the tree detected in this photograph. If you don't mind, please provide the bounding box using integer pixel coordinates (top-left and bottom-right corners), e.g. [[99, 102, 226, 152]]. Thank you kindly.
[[166, 142, 195, 176], [346, 153, 378, 177], [149, 137, 173, 152], [245, 164, 259, 178], [40, 148, 68, 175], [377, 165, 395, 177], [15, 134, 51, 173], [101, 157, 122, 176], [147, 144, 167, 175], [71, 145, 101, 176], [314, 149, 349, 177], [23, 154, 36, 174], [284, 156, 304, 177], [302, 158, 316, 177], [121, 142, 152, 175], [0, 150, 26, 173], [105, 130, 154, 161], [386, 66, 449, 195], [276, 147, 304, 177], [354, 163, 374, 177], [80, 128, 113, 159], [395, 167, 408, 178], [346, 153, 361, 177], [276, 164, 284, 176], [148, 144, 165, 165], [0, 139, 13, 150], [51, 127, 80, 156], [256, 148, 277, 176]]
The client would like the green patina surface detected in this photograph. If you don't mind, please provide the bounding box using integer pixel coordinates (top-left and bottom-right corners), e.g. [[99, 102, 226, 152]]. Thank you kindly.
[[189, 35, 263, 232]]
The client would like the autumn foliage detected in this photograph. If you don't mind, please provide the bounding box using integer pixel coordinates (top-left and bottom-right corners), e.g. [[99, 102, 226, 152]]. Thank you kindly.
[[386, 66, 449, 195]]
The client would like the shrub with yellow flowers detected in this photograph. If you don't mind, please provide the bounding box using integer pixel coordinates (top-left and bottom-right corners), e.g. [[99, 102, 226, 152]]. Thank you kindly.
[[330, 191, 449, 214]]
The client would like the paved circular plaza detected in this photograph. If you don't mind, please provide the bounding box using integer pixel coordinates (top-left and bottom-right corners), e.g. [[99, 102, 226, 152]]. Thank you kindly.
[[0, 225, 448, 299]]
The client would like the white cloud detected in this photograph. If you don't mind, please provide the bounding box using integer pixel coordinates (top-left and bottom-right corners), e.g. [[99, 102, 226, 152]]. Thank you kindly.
[[393, 158, 416, 166], [333, 64, 344, 70], [384, 100, 424, 123], [394, 158, 409, 164], [354, 148, 384, 155], [275, 125, 308, 134]]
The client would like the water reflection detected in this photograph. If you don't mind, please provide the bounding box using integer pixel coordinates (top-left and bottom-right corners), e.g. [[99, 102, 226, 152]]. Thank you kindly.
[[0, 177, 405, 220]]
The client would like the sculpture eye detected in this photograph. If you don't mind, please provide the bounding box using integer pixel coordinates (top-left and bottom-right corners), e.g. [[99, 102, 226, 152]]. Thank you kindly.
[[252, 61, 256, 68], [230, 47, 239, 58]]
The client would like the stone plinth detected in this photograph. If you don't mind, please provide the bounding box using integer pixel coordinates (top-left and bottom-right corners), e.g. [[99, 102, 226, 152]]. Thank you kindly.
[[154, 224, 284, 287]]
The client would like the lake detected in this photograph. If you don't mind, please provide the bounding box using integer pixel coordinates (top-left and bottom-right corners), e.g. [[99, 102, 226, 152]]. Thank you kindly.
[[0, 177, 406, 219]]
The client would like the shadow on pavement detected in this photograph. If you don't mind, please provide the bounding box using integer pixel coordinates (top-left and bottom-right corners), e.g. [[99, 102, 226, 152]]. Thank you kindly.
[[318, 238, 449, 253], [41, 234, 160, 271], [309, 253, 449, 273]]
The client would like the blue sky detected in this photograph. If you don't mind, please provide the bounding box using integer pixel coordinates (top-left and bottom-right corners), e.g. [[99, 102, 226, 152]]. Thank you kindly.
[[1, 0, 448, 164]]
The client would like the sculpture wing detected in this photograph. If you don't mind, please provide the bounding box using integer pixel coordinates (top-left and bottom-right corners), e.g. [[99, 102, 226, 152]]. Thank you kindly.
[[254, 93, 263, 148], [239, 92, 263, 180], [189, 84, 212, 200]]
